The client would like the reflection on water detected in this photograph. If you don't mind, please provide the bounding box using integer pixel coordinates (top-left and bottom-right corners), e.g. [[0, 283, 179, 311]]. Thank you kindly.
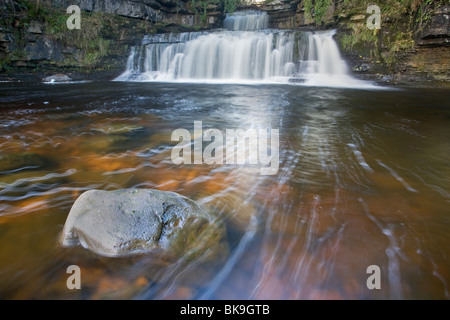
[[0, 82, 449, 299]]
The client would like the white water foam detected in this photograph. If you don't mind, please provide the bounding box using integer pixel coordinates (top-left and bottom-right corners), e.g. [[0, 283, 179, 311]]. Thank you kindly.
[[115, 12, 380, 89]]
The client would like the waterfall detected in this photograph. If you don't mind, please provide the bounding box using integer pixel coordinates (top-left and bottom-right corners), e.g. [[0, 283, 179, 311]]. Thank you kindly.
[[304, 30, 348, 75], [297, 30, 374, 87], [115, 30, 297, 82], [115, 12, 375, 88], [223, 10, 269, 31]]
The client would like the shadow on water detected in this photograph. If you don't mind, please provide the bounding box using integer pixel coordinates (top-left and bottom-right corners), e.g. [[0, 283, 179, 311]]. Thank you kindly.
[[0, 82, 449, 299]]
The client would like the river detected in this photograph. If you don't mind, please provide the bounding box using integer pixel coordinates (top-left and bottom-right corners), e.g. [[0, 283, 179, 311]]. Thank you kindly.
[[0, 81, 449, 299]]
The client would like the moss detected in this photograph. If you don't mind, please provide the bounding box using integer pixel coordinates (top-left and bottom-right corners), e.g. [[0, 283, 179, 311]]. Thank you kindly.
[[304, 0, 334, 25], [339, 22, 380, 57], [0, 60, 7, 72], [40, 9, 112, 68], [223, 0, 237, 13], [2, 0, 241, 73], [9, 48, 27, 61], [336, 0, 447, 69], [190, 0, 221, 26], [1, 1, 159, 72], [188, 0, 238, 26]]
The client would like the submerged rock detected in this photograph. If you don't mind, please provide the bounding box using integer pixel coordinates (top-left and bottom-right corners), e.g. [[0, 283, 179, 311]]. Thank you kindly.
[[59, 189, 228, 260], [0, 153, 46, 172], [204, 191, 257, 232], [78, 134, 128, 152]]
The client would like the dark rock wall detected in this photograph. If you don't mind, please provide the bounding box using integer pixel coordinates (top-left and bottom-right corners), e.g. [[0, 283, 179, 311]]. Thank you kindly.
[[0, 0, 448, 85], [42, 0, 223, 26], [415, 5, 449, 46]]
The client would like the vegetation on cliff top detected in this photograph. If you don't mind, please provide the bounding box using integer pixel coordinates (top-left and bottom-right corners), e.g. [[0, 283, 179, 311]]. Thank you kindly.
[[189, 0, 241, 25], [0, 0, 156, 72], [0, 0, 243, 72], [304, 0, 333, 25], [1, 0, 447, 82], [334, 0, 447, 66]]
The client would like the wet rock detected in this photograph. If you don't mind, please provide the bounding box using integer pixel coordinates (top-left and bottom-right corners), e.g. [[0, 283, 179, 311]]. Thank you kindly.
[[25, 37, 64, 62], [0, 32, 13, 42], [43, 0, 190, 24], [0, 153, 46, 172], [350, 14, 366, 21], [380, 75, 394, 83], [416, 5, 449, 46], [203, 191, 257, 232], [263, 0, 305, 29], [60, 189, 228, 260], [42, 74, 72, 83], [27, 21, 43, 34], [352, 63, 371, 73]]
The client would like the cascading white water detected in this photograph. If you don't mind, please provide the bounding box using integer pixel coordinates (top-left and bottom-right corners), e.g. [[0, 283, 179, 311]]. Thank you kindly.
[[115, 11, 376, 88], [115, 30, 297, 82], [223, 10, 269, 31], [300, 30, 375, 88], [304, 30, 347, 75]]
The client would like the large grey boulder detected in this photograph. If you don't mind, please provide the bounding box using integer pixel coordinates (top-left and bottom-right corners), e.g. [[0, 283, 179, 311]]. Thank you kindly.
[[59, 189, 227, 260]]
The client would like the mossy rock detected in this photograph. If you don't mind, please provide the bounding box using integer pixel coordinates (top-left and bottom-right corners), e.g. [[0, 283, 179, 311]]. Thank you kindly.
[[59, 189, 228, 262]]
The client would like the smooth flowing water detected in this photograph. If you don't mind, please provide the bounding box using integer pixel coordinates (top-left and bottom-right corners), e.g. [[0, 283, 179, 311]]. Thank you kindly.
[[116, 11, 373, 88], [0, 81, 449, 299], [223, 10, 269, 31]]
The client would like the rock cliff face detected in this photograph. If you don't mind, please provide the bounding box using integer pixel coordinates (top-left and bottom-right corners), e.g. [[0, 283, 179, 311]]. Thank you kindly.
[[43, 0, 222, 27], [0, 0, 448, 86], [336, 2, 449, 85], [261, 0, 448, 45], [0, 0, 224, 81], [258, 0, 449, 85]]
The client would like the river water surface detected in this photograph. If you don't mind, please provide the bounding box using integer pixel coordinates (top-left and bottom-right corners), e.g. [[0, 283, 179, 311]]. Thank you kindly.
[[0, 81, 449, 299]]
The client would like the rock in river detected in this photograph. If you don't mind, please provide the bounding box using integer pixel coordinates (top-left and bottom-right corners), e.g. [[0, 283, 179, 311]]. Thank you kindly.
[[0, 153, 46, 172], [42, 74, 72, 83], [59, 189, 228, 260]]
